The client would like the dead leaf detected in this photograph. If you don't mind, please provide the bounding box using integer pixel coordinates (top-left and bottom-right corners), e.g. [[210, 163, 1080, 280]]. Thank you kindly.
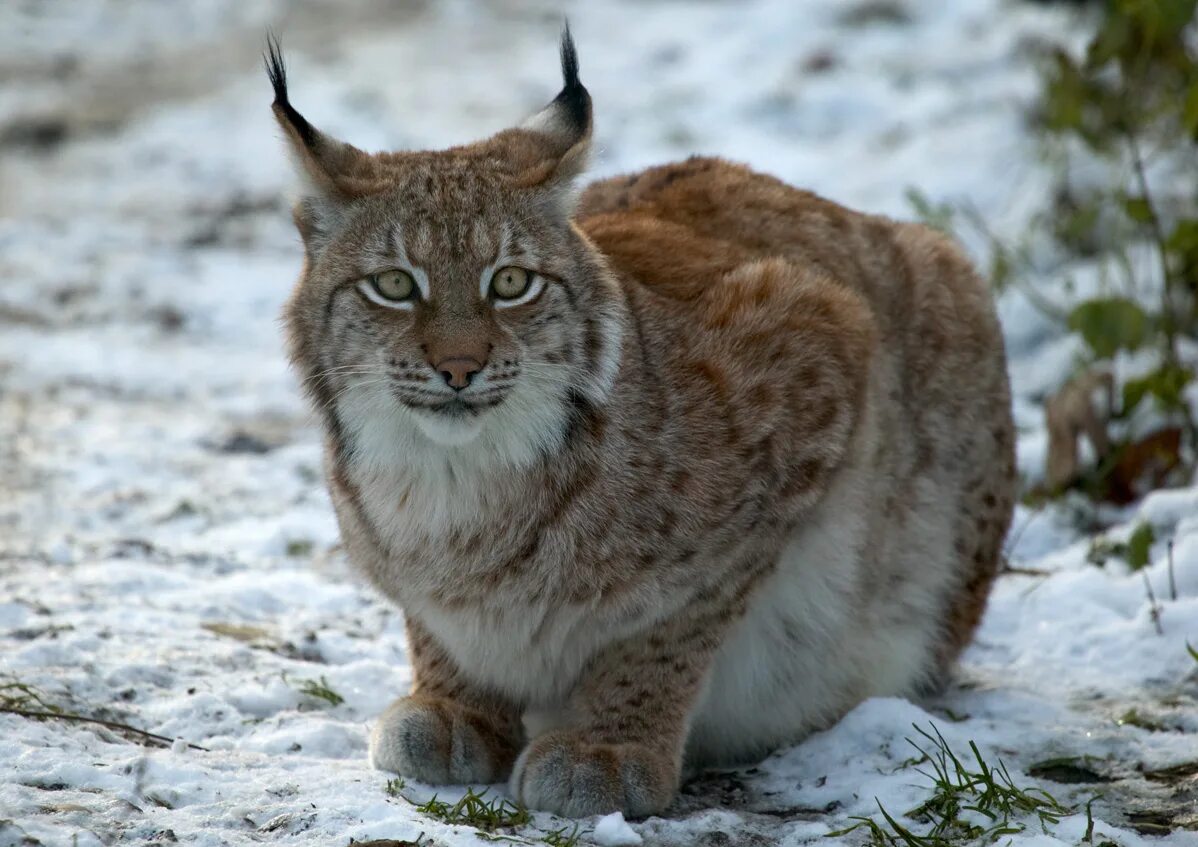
[[1103, 428, 1183, 504], [1045, 369, 1114, 489], [200, 622, 273, 643]]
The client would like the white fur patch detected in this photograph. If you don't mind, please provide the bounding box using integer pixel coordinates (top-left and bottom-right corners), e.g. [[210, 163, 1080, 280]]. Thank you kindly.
[[335, 360, 574, 552], [688, 392, 955, 766]]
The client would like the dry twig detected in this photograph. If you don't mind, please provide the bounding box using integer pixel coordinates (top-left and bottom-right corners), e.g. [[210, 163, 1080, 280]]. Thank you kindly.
[[0, 707, 209, 751], [1167, 539, 1177, 602]]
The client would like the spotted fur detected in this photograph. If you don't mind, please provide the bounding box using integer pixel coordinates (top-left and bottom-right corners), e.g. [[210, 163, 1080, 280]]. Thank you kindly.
[[268, 29, 1015, 818]]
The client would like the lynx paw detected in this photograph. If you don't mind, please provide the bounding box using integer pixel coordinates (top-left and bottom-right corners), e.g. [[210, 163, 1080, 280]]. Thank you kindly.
[[369, 695, 516, 784], [509, 731, 677, 818]]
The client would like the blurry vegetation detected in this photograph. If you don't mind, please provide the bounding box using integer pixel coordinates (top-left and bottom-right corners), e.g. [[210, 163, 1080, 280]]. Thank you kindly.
[[1115, 707, 1168, 731], [285, 538, 315, 557], [912, 0, 1198, 501], [1086, 521, 1155, 568], [838, 0, 912, 27], [539, 825, 582, 847], [294, 675, 345, 707], [0, 677, 63, 714]]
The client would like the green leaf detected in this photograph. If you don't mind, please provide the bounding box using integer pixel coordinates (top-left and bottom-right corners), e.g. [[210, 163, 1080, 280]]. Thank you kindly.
[[990, 248, 1013, 290], [1184, 83, 1198, 137], [1123, 196, 1153, 224], [1086, 11, 1130, 68], [1122, 381, 1147, 416], [1167, 218, 1198, 259], [1122, 365, 1195, 414], [1155, 0, 1198, 38], [1067, 298, 1150, 359], [904, 187, 955, 233], [1040, 51, 1088, 135], [1187, 641, 1198, 663], [1126, 523, 1155, 572]]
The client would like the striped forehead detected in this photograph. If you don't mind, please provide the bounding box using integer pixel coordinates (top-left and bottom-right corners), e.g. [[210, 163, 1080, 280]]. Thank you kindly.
[[399, 217, 503, 269]]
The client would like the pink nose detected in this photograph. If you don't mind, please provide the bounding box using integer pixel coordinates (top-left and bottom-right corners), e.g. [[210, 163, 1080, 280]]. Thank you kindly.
[[434, 357, 483, 390]]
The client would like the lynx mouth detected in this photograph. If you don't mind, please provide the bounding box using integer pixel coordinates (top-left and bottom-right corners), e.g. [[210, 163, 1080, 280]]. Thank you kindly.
[[396, 393, 508, 419], [403, 395, 502, 446], [428, 398, 482, 418]]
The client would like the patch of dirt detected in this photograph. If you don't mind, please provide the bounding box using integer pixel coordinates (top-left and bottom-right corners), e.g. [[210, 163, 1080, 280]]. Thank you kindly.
[[1029, 757, 1113, 784]]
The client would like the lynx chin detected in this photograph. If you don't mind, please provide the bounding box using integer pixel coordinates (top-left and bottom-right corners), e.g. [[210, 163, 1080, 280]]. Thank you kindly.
[[266, 27, 1015, 819]]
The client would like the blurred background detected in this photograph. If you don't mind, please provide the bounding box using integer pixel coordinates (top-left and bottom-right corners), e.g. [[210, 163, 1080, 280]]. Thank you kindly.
[[1, 1, 1197, 844]]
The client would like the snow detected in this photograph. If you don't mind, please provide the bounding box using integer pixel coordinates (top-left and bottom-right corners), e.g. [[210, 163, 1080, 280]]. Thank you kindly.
[[593, 812, 644, 846], [2, 0, 1197, 845]]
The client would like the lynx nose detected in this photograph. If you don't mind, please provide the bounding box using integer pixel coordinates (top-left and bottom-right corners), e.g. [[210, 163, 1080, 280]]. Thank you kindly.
[[435, 357, 483, 390]]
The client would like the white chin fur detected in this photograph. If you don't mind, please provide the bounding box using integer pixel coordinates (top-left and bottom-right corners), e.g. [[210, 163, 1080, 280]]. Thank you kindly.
[[337, 367, 573, 479], [410, 409, 485, 446]]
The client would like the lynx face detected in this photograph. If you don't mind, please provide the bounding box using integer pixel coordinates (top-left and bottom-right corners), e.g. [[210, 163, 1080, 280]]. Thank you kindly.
[[304, 175, 605, 449], [272, 37, 623, 457]]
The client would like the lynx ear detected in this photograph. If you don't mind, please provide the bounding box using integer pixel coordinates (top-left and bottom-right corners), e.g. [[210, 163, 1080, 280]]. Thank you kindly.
[[510, 24, 593, 203], [264, 35, 379, 249]]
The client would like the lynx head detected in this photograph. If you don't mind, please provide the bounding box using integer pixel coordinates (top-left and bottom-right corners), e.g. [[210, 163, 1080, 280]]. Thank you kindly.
[[268, 29, 624, 470]]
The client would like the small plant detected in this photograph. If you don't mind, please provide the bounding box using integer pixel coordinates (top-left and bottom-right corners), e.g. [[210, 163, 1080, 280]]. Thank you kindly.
[[541, 824, 582, 847], [1039, 0, 1198, 450], [385, 777, 406, 797], [0, 677, 63, 713], [477, 835, 533, 845], [414, 788, 531, 832], [826, 723, 1069, 845], [1086, 521, 1155, 569], [909, 724, 1067, 837], [285, 539, 314, 557], [296, 675, 345, 707], [910, 1, 1198, 498], [1116, 708, 1165, 732]]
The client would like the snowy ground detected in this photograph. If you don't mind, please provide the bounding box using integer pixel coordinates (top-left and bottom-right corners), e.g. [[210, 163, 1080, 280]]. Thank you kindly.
[[2, 1, 1197, 845]]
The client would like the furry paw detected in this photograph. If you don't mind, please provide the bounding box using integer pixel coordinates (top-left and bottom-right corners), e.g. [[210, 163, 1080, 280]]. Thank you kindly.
[[509, 731, 677, 818], [369, 695, 517, 784]]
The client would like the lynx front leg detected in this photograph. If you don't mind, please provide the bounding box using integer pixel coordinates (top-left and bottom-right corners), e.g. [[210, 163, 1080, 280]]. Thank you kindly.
[[510, 603, 729, 818], [371, 617, 524, 784]]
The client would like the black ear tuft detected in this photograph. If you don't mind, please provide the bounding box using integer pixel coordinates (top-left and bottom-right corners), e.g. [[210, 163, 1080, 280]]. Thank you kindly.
[[264, 32, 316, 147], [552, 22, 590, 133], [559, 21, 581, 90]]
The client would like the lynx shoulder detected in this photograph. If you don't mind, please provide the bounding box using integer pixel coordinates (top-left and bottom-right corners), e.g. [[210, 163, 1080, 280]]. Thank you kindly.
[[267, 28, 1015, 818]]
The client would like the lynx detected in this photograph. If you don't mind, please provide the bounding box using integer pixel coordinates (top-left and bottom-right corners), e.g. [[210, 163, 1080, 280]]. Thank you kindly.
[[267, 29, 1015, 819]]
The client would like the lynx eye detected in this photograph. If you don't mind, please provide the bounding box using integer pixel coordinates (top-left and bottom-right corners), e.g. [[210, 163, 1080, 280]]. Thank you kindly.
[[358, 269, 418, 309], [372, 270, 415, 301], [489, 266, 546, 308], [490, 266, 531, 300]]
